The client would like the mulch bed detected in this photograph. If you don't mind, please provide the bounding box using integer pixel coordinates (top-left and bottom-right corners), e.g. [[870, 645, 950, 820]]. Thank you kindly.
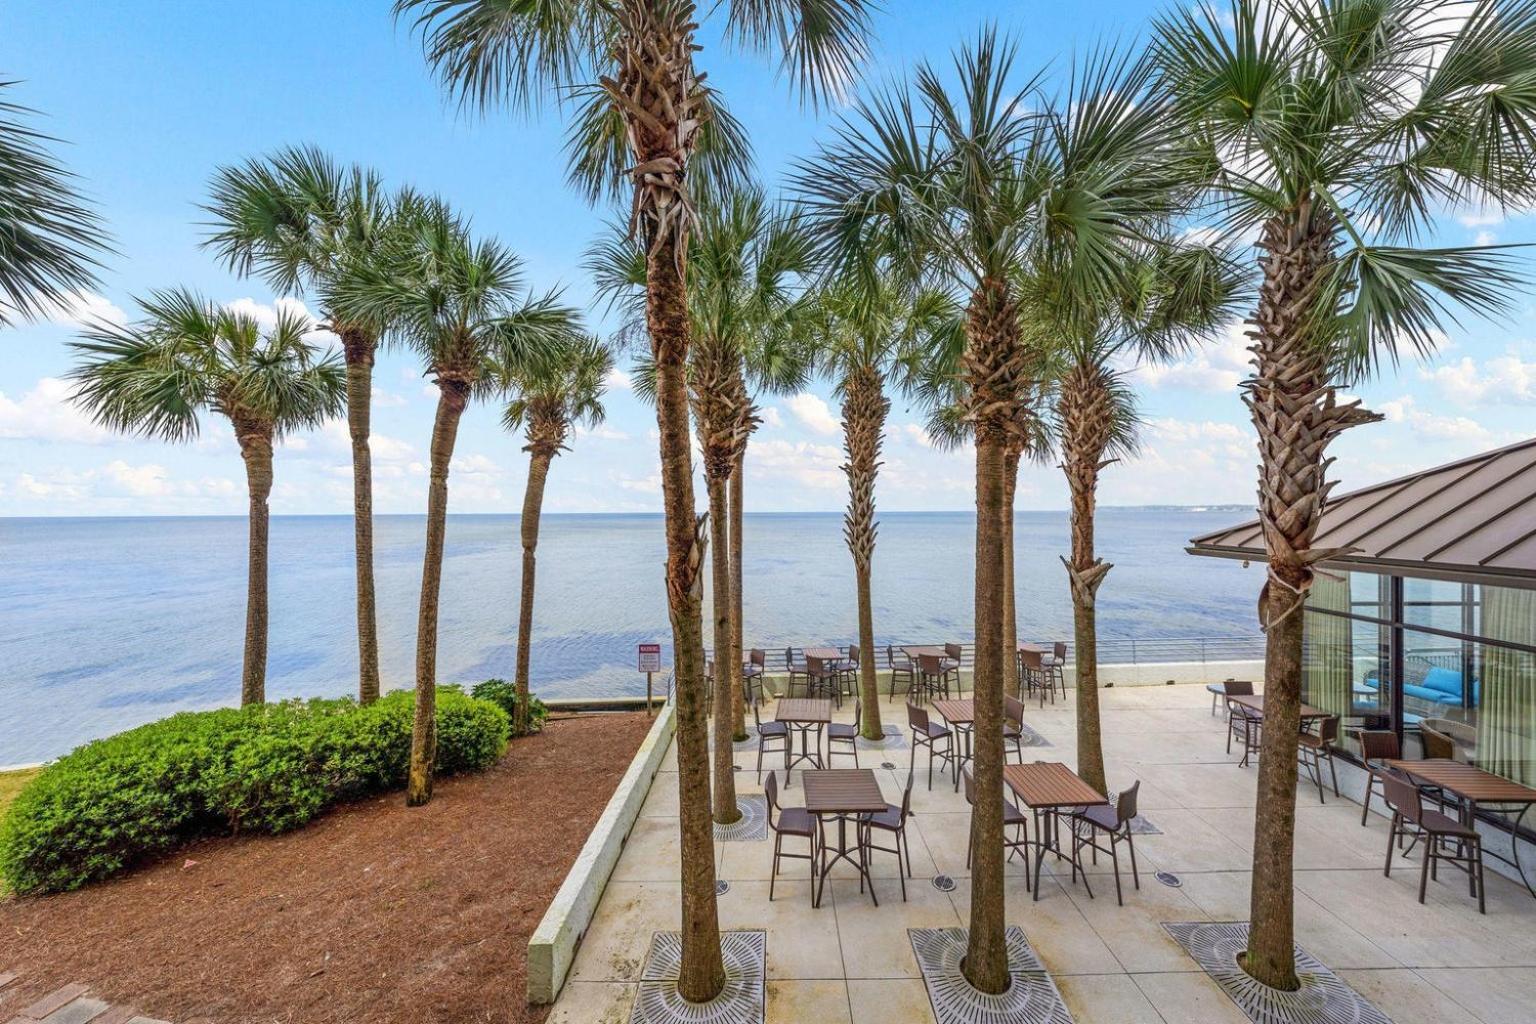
[[0, 711, 654, 1024]]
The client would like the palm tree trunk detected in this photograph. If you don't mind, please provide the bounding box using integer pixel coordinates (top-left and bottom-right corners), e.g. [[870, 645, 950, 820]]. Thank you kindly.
[[1242, 200, 1379, 990], [961, 278, 1022, 995], [1002, 447, 1021, 698], [706, 472, 741, 824], [729, 452, 747, 739], [236, 423, 274, 706], [514, 447, 554, 736], [342, 331, 381, 705], [1060, 363, 1113, 794], [649, 233, 727, 1001], [841, 366, 887, 740], [408, 379, 468, 807]]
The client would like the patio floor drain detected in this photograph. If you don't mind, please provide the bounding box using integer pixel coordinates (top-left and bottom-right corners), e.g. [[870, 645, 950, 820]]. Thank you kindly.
[[881, 761, 898, 770], [715, 879, 730, 896], [1165, 922, 1392, 1024], [1155, 871, 1183, 887], [910, 926, 1072, 1024], [633, 930, 765, 1024], [713, 795, 768, 843], [931, 874, 957, 892]]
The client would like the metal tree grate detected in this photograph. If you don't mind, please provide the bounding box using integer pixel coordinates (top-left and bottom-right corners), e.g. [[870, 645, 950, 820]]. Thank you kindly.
[[632, 930, 766, 1024], [1165, 922, 1393, 1024], [910, 926, 1072, 1024], [712, 795, 768, 843]]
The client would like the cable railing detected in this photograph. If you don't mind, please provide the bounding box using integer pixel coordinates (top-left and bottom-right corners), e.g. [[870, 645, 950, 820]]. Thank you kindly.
[[706, 634, 1266, 672]]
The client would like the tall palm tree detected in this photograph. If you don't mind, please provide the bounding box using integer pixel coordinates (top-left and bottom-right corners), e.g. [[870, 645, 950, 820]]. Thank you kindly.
[[69, 290, 344, 704], [338, 198, 579, 807], [203, 146, 395, 703], [1155, 0, 1536, 990], [491, 334, 614, 735], [1043, 241, 1243, 793], [0, 79, 107, 326], [396, 0, 874, 998], [809, 276, 961, 740], [590, 186, 813, 825]]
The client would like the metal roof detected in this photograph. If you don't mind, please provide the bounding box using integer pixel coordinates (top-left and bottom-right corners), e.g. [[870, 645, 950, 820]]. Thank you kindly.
[[1187, 437, 1536, 589]]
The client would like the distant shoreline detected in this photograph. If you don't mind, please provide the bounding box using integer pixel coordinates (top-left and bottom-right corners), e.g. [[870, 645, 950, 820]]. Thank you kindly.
[[0, 505, 1255, 522]]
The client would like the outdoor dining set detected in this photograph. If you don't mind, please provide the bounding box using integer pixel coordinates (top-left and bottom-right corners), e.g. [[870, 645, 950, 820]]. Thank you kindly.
[[1209, 679, 1536, 915], [744, 639, 1147, 912]]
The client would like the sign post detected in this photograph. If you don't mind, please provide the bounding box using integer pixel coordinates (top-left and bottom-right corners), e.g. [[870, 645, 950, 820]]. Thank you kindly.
[[637, 643, 663, 716]]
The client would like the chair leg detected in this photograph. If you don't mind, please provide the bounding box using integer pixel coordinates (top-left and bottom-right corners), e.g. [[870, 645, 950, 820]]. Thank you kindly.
[[1126, 831, 1140, 889], [1328, 751, 1340, 798], [770, 834, 780, 901], [1418, 839, 1432, 904], [1110, 841, 1123, 906], [1384, 813, 1398, 877], [1475, 842, 1486, 915]]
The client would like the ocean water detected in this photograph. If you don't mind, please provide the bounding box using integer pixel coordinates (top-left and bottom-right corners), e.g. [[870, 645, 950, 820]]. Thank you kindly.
[[0, 508, 1262, 764]]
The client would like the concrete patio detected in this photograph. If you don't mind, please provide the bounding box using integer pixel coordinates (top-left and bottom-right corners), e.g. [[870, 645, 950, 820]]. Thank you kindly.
[[548, 683, 1536, 1024]]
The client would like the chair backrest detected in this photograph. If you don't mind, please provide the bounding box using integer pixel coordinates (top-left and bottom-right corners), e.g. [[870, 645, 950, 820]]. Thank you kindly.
[[1316, 715, 1340, 744], [906, 702, 930, 731], [750, 648, 765, 667], [1021, 649, 1044, 670], [1421, 724, 1457, 761], [851, 701, 862, 730], [945, 643, 964, 661], [1115, 780, 1141, 825], [962, 768, 976, 806], [1053, 641, 1067, 661], [918, 653, 945, 675], [752, 701, 763, 729], [1383, 773, 1423, 823], [1004, 694, 1024, 727], [848, 644, 859, 662], [807, 654, 829, 676], [900, 773, 914, 820], [1223, 680, 1255, 696], [785, 646, 796, 666], [887, 645, 909, 669], [1359, 729, 1400, 763], [764, 769, 781, 816]]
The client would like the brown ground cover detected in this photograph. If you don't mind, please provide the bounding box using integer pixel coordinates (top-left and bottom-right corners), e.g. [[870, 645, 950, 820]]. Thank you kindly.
[[0, 711, 653, 1024]]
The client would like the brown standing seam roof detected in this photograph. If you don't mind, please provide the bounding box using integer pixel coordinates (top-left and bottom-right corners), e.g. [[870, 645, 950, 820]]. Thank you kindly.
[[1186, 437, 1536, 589]]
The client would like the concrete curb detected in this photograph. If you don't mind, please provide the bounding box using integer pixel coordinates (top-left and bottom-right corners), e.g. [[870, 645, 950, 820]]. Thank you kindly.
[[527, 700, 676, 1005]]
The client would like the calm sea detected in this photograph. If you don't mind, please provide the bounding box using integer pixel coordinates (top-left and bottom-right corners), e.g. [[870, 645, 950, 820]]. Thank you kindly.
[[0, 508, 1261, 764]]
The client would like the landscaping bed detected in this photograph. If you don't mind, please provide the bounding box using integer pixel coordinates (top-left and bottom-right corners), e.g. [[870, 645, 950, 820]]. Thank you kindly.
[[0, 711, 652, 1024]]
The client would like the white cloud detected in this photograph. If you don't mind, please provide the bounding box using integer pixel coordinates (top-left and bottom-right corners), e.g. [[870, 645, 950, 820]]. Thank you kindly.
[[0, 377, 118, 444], [1474, 230, 1498, 247], [11, 461, 237, 504], [451, 453, 500, 475], [575, 423, 631, 442], [373, 389, 409, 408], [42, 289, 127, 329], [1134, 321, 1251, 393], [604, 367, 634, 391], [1458, 208, 1505, 228], [1421, 354, 1536, 406], [615, 472, 661, 495], [784, 392, 842, 437], [313, 420, 416, 463], [748, 438, 844, 490], [759, 406, 784, 429], [1379, 395, 1492, 442]]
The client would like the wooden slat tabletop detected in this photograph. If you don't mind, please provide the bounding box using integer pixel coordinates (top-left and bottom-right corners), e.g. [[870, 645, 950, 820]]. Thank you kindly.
[[803, 768, 888, 814], [803, 647, 845, 661], [1018, 642, 1050, 654], [902, 645, 947, 659], [1004, 762, 1107, 809], [1387, 759, 1536, 804], [775, 698, 834, 724], [931, 698, 976, 725], [1227, 694, 1331, 719]]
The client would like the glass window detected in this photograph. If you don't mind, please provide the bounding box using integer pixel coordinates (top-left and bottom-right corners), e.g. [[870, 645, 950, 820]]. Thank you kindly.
[[1303, 574, 1390, 758], [1470, 585, 1536, 788]]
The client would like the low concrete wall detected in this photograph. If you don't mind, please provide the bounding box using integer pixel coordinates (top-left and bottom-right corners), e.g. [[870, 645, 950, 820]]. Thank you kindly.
[[755, 658, 1265, 696], [527, 700, 676, 1004]]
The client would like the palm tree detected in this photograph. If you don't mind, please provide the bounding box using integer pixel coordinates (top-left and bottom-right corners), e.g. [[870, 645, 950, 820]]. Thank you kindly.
[[1043, 241, 1243, 793], [492, 334, 614, 735], [203, 146, 395, 704], [589, 186, 813, 825], [1155, 0, 1536, 990], [0, 79, 107, 326], [395, 0, 874, 998], [69, 290, 344, 704], [337, 197, 579, 806], [809, 276, 960, 740]]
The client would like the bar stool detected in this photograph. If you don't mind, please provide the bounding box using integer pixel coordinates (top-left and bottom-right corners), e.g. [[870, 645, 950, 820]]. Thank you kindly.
[[785, 646, 807, 697], [943, 643, 965, 694], [915, 653, 951, 703], [805, 655, 843, 707], [887, 645, 914, 702], [743, 648, 766, 706], [1042, 641, 1068, 700], [1020, 648, 1049, 707]]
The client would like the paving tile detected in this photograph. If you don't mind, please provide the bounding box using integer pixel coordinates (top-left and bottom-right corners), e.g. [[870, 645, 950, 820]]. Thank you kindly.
[[1336, 969, 1482, 1024], [766, 979, 849, 1023], [1415, 966, 1536, 1024], [89, 1009, 139, 1024], [717, 881, 844, 980], [545, 981, 635, 1024], [568, 881, 681, 983], [0, 978, 14, 992], [846, 978, 936, 1024], [1131, 971, 1249, 1024], [20, 986, 89, 1021], [832, 877, 960, 979], [39, 998, 108, 1024], [1055, 972, 1165, 1023]]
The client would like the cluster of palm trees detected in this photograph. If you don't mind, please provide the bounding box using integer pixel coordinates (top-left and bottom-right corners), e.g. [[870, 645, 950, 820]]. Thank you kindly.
[[398, 0, 1536, 1002], [7, 0, 1536, 1003], [66, 150, 614, 805]]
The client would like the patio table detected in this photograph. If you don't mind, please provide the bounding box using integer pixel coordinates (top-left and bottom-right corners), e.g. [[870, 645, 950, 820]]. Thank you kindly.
[[803, 768, 888, 907], [1004, 761, 1109, 901], [1387, 758, 1536, 898], [775, 698, 833, 782], [902, 645, 947, 660], [931, 698, 975, 790], [1018, 642, 1049, 655], [1224, 694, 1332, 768], [803, 647, 845, 661]]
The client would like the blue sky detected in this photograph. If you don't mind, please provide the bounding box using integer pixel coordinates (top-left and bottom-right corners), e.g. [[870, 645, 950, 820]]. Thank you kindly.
[[2, 0, 1533, 517]]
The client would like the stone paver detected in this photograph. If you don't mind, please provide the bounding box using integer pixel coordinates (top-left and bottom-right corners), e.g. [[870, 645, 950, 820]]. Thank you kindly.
[[39, 998, 107, 1024], [18, 986, 89, 1021], [554, 683, 1536, 1024]]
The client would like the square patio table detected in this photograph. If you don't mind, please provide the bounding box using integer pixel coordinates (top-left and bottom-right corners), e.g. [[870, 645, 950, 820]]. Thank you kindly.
[[1387, 758, 1536, 897], [1225, 694, 1332, 768], [931, 698, 975, 789], [802, 647, 845, 661], [1004, 761, 1109, 900], [775, 698, 834, 781], [803, 768, 888, 907]]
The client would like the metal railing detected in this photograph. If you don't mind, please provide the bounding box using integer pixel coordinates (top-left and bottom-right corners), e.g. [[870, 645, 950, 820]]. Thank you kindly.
[[708, 634, 1265, 672]]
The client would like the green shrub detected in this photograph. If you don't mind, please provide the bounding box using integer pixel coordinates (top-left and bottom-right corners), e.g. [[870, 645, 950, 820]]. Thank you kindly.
[[469, 678, 550, 736], [0, 688, 509, 895]]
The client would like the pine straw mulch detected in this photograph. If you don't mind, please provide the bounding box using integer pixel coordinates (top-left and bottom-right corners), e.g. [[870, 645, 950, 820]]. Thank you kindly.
[[0, 711, 654, 1024]]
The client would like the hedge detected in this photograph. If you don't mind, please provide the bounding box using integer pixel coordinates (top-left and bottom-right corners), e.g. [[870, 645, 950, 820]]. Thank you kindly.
[[469, 678, 550, 736], [0, 687, 509, 895]]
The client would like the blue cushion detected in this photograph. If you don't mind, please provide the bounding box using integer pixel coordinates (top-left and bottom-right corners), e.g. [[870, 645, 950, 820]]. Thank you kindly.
[[1422, 666, 1463, 698]]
